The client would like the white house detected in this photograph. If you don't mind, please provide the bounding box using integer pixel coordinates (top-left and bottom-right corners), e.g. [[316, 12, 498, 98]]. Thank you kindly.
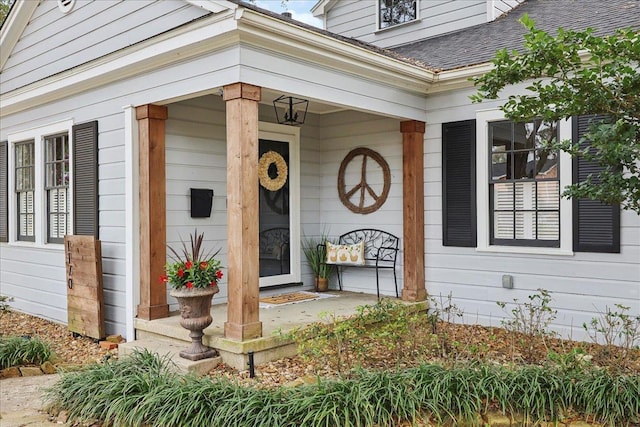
[[1, 0, 638, 345]]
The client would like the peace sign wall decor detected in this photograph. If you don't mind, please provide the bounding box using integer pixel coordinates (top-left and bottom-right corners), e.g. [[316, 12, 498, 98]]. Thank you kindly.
[[337, 147, 391, 214]]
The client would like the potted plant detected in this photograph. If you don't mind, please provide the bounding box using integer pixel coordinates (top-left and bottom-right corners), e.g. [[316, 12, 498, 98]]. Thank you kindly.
[[160, 229, 223, 361], [302, 232, 334, 292]]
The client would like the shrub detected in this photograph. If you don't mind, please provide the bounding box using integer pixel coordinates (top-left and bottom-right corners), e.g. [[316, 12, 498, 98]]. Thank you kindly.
[[585, 305, 640, 348], [284, 299, 431, 375], [497, 288, 558, 361], [0, 295, 13, 318], [0, 335, 54, 369]]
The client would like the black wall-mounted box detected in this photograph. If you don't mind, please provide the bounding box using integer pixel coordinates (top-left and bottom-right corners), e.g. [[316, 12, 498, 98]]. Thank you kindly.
[[190, 188, 213, 218]]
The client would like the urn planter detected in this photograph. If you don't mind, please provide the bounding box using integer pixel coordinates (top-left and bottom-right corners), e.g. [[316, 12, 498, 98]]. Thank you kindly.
[[170, 286, 219, 361]]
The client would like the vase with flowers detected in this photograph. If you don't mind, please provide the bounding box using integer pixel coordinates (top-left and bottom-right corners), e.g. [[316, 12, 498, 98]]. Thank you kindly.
[[160, 229, 223, 361]]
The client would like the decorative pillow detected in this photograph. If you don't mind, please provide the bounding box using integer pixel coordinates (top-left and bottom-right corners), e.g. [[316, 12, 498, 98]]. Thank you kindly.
[[325, 241, 365, 265]]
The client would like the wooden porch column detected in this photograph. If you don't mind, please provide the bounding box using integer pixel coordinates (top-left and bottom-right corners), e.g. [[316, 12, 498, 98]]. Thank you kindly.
[[223, 83, 263, 341], [136, 104, 170, 320], [401, 120, 427, 301]]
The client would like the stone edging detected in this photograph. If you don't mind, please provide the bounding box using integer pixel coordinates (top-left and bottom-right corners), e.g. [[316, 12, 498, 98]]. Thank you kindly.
[[0, 361, 57, 378]]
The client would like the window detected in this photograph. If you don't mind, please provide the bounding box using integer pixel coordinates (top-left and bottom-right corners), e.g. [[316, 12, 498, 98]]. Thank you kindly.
[[45, 134, 70, 243], [379, 0, 417, 29], [442, 114, 619, 254], [15, 141, 35, 241], [489, 120, 560, 247], [6, 120, 75, 245]]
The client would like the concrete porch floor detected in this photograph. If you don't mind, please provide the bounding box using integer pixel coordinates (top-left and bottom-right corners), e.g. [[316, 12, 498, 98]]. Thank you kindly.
[[123, 291, 420, 372]]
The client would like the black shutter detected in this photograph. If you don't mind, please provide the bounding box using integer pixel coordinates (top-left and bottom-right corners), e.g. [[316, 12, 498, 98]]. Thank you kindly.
[[73, 121, 99, 237], [0, 141, 8, 242], [442, 120, 476, 247], [572, 115, 620, 253]]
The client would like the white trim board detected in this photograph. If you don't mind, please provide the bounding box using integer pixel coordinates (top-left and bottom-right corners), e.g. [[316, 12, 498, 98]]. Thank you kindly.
[[258, 122, 301, 288], [475, 108, 573, 255], [7, 119, 75, 247]]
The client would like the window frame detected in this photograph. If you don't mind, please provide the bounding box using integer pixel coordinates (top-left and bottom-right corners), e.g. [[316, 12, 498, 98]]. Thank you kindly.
[[44, 133, 70, 244], [476, 109, 573, 255], [488, 119, 561, 248], [377, 0, 419, 30], [14, 140, 36, 242], [7, 120, 74, 247]]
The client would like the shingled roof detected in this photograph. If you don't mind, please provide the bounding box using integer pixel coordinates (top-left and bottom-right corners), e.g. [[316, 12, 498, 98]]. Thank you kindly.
[[391, 0, 640, 71]]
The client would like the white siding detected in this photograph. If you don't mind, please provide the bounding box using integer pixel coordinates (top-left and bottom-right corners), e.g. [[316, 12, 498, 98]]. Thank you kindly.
[[425, 86, 640, 341], [316, 110, 404, 297], [325, 0, 487, 48], [1, 0, 210, 94], [0, 107, 127, 334], [297, 109, 324, 287], [164, 97, 228, 310]]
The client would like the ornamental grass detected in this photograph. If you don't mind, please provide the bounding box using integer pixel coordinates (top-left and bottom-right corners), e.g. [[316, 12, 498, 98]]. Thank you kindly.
[[0, 335, 54, 369], [45, 349, 639, 427]]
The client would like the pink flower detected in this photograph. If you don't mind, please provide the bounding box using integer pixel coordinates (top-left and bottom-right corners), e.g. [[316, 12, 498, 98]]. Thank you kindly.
[[210, 281, 217, 287], [216, 270, 223, 279], [200, 261, 208, 270], [159, 275, 168, 284], [186, 282, 193, 289], [185, 261, 193, 270], [177, 268, 184, 278]]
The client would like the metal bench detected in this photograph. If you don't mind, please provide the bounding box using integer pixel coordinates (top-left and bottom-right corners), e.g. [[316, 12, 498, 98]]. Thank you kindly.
[[325, 228, 400, 299]]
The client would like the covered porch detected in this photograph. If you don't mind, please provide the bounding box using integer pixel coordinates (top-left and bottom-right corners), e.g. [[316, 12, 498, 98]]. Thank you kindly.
[[128, 84, 428, 365], [120, 4, 432, 366]]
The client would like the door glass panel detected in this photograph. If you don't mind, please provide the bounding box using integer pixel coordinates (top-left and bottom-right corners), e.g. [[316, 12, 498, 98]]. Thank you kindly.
[[259, 139, 290, 278]]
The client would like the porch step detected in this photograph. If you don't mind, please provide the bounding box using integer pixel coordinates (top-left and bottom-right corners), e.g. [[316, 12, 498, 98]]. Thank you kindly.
[[118, 339, 222, 376]]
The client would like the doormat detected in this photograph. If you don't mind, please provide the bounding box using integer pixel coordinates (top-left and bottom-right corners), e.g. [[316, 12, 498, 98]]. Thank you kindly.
[[260, 291, 318, 305], [259, 291, 337, 308]]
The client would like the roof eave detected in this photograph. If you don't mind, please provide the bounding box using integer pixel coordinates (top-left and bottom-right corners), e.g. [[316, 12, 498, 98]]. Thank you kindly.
[[237, 8, 435, 93], [0, 0, 40, 71], [429, 49, 595, 93], [310, 0, 337, 17], [184, 0, 237, 13], [1, 5, 434, 117], [429, 63, 493, 93]]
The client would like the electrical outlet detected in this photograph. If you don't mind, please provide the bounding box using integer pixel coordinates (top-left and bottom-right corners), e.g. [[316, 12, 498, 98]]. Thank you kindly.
[[502, 274, 514, 289]]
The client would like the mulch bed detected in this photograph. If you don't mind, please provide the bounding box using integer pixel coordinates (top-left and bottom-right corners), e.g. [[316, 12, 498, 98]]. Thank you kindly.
[[2, 309, 638, 388], [0, 310, 113, 371]]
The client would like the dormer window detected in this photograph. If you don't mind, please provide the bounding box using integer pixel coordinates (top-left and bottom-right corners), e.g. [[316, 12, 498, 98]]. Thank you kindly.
[[379, 0, 418, 29]]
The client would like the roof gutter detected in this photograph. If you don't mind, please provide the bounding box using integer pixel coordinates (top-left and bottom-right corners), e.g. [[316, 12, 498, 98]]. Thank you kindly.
[[429, 49, 596, 93], [430, 63, 493, 93]]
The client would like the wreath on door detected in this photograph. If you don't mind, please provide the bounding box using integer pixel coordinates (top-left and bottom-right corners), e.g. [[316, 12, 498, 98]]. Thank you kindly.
[[258, 151, 288, 192]]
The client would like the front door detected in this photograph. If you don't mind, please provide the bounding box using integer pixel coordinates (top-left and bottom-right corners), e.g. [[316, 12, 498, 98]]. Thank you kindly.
[[258, 123, 300, 288]]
